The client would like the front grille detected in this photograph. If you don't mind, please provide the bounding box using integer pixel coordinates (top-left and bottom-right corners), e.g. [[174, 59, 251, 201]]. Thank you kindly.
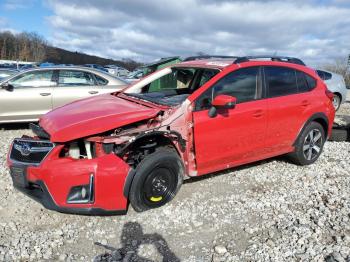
[[10, 139, 54, 164]]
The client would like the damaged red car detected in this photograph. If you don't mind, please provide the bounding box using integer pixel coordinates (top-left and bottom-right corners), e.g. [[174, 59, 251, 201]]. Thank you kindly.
[[7, 56, 335, 215]]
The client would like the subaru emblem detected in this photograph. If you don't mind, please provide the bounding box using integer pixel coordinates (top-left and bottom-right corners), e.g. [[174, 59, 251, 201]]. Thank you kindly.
[[14, 143, 31, 156]]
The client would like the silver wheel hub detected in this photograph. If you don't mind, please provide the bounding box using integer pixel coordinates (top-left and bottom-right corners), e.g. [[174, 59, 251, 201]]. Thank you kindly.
[[332, 96, 340, 109], [303, 129, 322, 161]]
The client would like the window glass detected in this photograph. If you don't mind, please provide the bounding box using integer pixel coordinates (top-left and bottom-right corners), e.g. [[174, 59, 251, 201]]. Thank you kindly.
[[124, 67, 219, 107], [316, 70, 325, 80], [323, 71, 332, 80], [94, 75, 108, 85], [9, 70, 55, 88], [305, 75, 317, 90], [198, 69, 217, 87], [266, 66, 297, 97], [296, 71, 310, 93], [145, 68, 195, 92], [195, 67, 260, 110], [58, 70, 95, 86]]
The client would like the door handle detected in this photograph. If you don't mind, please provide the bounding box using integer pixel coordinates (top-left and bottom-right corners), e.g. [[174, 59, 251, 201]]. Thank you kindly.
[[301, 100, 310, 107], [40, 93, 51, 96], [88, 91, 99, 94], [252, 109, 264, 118]]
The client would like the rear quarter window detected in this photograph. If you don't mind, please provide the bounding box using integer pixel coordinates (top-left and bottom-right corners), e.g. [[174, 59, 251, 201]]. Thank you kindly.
[[94, 75, 109, 85], [305, 74, 317, 90], [296, 70, 313, 93]]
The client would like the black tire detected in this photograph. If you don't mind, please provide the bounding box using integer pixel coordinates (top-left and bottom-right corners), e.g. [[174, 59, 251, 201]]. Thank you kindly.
[[129, 148, 184, 212], [329, 128, 348, 142], [289, 121, 325, 166]]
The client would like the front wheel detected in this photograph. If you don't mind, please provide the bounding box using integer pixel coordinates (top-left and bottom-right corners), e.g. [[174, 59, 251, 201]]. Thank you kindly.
[[289, 122, 325, 165], [129, 148, 184, 212]]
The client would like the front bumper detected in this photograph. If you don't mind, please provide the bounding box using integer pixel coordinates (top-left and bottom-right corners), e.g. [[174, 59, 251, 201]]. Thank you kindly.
[[8, 139, 131, 215], [13, 179, 126, 215]]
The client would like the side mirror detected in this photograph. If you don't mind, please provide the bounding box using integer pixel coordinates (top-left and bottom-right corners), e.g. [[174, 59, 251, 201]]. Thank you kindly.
[[1, 82, 14, 92], [209, 95, 237, 118]]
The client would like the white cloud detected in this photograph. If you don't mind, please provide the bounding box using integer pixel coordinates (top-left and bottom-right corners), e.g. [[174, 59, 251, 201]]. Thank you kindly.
[[46, 0, 350, 66], [0, 16, 18, 33], [2, 0, 36, 10]]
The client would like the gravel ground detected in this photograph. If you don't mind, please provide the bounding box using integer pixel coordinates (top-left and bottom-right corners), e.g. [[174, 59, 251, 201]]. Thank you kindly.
[[0, 93, 349, 261]]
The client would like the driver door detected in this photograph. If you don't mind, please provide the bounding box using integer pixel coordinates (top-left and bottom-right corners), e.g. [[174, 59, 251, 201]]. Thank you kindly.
[[192, 66, 268, 175], [0, 70, 55, 122]]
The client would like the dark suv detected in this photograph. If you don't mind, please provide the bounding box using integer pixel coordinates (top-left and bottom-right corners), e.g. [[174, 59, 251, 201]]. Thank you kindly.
[[7, 56, 335, 215]]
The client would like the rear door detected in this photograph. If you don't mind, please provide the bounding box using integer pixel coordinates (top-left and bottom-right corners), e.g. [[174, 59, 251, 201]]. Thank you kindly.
[[264, 66, 313, 153], [0, 70, 54, 122], [52, 69, 102, 108]]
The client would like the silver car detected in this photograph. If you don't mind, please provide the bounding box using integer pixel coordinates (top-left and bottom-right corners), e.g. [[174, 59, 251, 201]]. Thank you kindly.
[[0, 66, 128, 123], [105, 65, 130, 77], [316, 69, 348, 111]]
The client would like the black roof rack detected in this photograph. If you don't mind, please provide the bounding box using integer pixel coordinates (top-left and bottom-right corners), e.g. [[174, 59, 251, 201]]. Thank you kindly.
[[184, 55, 238, 62], [234, 56, 305, 66]]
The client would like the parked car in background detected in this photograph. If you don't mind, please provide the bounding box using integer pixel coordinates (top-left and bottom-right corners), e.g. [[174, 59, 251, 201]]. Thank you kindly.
[[124, 57, 182, 83], [19, 64, 36, 71], [6, 56, 335, 215], [104, 65, 129, 77], [124, 69, 145, 83], [40, 62, 55, 67], [316, 69, 348, 111], [0, 66, 128, 123], [84, 64, 108, 72], [0, 69, 19, 81]]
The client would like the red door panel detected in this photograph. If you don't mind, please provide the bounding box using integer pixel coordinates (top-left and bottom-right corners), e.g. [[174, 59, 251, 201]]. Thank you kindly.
[[265, 93, 312, 153], [193, 99, 267, 175]]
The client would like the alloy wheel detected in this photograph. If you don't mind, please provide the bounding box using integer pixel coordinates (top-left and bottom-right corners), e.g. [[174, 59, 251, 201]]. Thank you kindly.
[[332, 95, 340, 111], [303, 129, 323, 161]]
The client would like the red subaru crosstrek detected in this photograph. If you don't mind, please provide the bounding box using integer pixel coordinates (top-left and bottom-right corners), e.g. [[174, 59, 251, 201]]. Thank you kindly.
[[7, 56, 335, 215]]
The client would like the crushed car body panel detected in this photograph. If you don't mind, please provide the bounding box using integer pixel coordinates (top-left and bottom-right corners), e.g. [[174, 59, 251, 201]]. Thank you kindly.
[[39, 94, 161, 142]]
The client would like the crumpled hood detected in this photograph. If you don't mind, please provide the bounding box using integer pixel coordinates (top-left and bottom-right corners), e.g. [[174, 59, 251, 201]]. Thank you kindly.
[[39, 94, 160, 142]]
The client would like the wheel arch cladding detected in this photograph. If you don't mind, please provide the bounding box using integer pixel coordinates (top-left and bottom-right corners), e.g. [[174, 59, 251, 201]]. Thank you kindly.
[[294, 113, 329, 145]]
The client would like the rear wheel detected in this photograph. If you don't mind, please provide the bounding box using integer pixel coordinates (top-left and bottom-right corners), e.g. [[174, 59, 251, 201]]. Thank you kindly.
[[289, 122, 325, 165], [332, 94, 341, 111], [129, 148, 184, 212]]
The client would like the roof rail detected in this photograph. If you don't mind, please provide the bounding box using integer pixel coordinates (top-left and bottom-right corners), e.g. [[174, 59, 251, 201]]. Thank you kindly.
[[234, 56, 305, 66], [184, 55, 238, 61]]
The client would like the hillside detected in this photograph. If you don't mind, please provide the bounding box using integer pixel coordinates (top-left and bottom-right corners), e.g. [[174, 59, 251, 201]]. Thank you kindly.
[[0, 31, 141, 70]]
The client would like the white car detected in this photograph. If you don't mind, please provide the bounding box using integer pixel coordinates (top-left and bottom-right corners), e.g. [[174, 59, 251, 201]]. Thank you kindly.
[[104, 65, 130, 77], [316, 69, 348, 111], [0, 66, 128, 123]]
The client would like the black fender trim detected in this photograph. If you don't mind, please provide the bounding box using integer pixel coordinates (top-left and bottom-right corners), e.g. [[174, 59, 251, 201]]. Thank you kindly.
[[293, 112, 329, 146], [123, 168, 136, 198]]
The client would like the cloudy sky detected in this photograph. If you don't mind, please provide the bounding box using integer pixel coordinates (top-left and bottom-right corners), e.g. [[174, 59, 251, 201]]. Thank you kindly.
[[0, 0, 350, 66]]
